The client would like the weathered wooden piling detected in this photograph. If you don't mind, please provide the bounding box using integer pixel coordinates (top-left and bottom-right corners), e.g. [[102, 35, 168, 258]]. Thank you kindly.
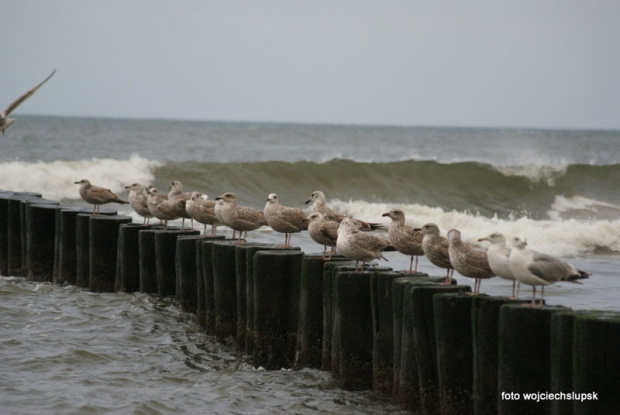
[[0, 192, 14, 275], [434, 293, 476, 415], [115, 223, 151, 293], [252, 249, 304, 369], [211, 241, 238, 340], [234, 243, 295, 353], [497, 304, 569, 415], [550, 310, 581, 415], [572, 311, 620, 415], [196, 236, 225, 327], [21, 198, 59, 275], [331, 267, 392, 390], [154, 229, 199, 298], [176, 235, 205, 313], [411, 283, 471, 415], [6, 193, 42, 276], [54, 207, 86, 284], [88, 215, 132, 292], [26, 203, 61, 281], [138, 228, 161, 294], [471, 296, 527, 415], [371, 271, 403, 395], [295, 254, 350, 369], [75, 210, 117, 288]]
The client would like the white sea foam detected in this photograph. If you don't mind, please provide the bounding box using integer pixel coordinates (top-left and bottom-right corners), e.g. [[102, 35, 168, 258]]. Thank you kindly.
[[329, 199, 620, 258], [0, 154, 162, 201], [494, 162, 569, 185]]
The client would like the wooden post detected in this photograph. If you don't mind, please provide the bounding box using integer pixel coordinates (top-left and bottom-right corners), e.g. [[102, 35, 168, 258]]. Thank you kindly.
[[88, 215, 132, 292], [195, 236, 225, 327], [154, 229, 199, 298], [26, 203, 61, 281], [116, 223, 151, 292]]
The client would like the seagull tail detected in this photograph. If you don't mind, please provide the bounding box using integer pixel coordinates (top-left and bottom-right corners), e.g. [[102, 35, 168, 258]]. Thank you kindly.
[[566, 269, 591, 284]]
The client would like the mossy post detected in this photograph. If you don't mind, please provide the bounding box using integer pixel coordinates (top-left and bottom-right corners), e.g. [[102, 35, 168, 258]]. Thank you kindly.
[[196, 236, 225, 327], [370, 271, 402, 395], [434, 292, 476, 415], [154, 229, 199, 298], [176, 235, 205, 313], [471, 296, 527, 415], [572, 311, 620, 415], [411, 283, 471, 415], [7, 194, 41, 276], [26, 203, 61, 281], [331, 268, 391, 390], [497, 304, 568, 415], [321, 261, 356, 371], [199, 238, 227, 333], [88, 215, 132, 292], [0, 192, 13, 275], [115, 223, 150, 293], [295, 254, 349, 369], [252, 250, 304, 370], [138, 228, 161, 294], [211, 241, 238, 340], [234, 243, 291, 353], [75, 209, 117, 288], [55, 208, 86, 285]]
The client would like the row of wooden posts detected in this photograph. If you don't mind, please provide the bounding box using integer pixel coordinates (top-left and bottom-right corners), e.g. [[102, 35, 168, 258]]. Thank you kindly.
[[0, 191, 618, 414]]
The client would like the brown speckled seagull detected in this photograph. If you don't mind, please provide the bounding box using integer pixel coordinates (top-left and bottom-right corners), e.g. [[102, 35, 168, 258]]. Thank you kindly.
[[264, 193, 309, 248], [420, 223, 454, 284], [382, 209, 424, 273], [447, 229, 495, 294], [74, 179, 128, 215], [307, 212, 339, 259], [215, 192, 266, 243], [305, 190, 384, 231]]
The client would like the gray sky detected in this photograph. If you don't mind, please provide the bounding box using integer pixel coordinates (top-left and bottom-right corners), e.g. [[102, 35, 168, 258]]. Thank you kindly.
[[2, 1, 619, 129]]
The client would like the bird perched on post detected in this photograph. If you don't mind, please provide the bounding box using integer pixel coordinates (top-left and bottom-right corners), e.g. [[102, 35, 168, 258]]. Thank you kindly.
[[382, 209, 425, 274], [508, 237, 590, 307], [74, 179, 128, 215], [307, 212, 339, 259], [264, 193, 309, 248], [420, 223, 454, 284], [305, 190, 384, 231], [478, 232, 519, 298], [1, 70, 56, 135], [215, 192, 266, 243], [186, 191, 220, 235], [164, 180, 192, 228], [337, 217, 390, 271], [147, 187, 177, 228], [447, 229, 495, 295], [125, 183, 152, 225]]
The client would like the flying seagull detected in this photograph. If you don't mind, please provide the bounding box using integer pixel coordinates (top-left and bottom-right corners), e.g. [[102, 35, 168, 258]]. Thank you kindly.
[[1, 70, 56, 134]]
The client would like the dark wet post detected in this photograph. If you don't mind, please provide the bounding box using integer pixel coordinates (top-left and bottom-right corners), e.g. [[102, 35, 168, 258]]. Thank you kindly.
[[237, 243, 297, 353], [295, 254, 350, 369], [434, 292, 475, 415], [89, 215, 132, 292], [572, 311, 620, 415], [176, 234, 205, 313], [252, 249, 304, 370], [26, 203, 61, 281], [116, 223, 151, 292], [411, 284, 471, 415], [497, 304, 568, 415], [21, 198, 59, 275], [196, 236, 225, 327], [471, 296, 527, 415], [75, 209, 117, 288], [54, 207, 86, 284], [211, 241, 238, 340], [154, 229, 199, 298], [7, 193, 41, 276], [0, 192, 14, 275], [370, 271, 402, 395], [550, 310, 581, 415], [138, 228, 161, 293], [200, 238, 227, 333]]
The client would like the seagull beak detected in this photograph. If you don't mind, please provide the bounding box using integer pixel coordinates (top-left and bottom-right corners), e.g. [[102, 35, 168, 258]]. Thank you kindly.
[[305, 198, 312, 205], [381, 213, 389, 217]]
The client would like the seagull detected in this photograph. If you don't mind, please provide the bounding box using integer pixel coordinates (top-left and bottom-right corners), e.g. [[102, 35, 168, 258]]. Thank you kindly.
[[74, 179, 128, 215], [147, 187, 177, 228], [305, 190, 384, 231], [165, 180, 192, 228], [307, 212, 339, 259], [125, 183, 152, 225], [382, 209, 424, 273], [419, 223, 454, 284], [186, 191, 221, 235], [478, 232, 519, 298], [337, 216, 390, 271], [1, 70, 56, 134], [264, 193, 309, 248], [215, 192, 266, 243], [508, 237, 590, 307], [447, 229, 495, 294]]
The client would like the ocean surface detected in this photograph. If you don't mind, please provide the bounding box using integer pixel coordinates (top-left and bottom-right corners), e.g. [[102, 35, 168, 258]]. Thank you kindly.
[[1, 115, 620, 414]]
